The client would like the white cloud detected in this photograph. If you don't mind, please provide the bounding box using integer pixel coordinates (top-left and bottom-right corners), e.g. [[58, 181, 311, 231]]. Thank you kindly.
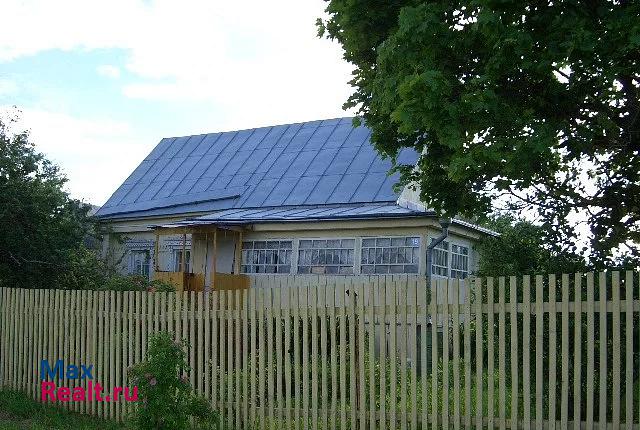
[[3, 105, 152, 205], [96, 65, 121, 79], [0, 0, 354, 124], [0, 0, 356, 202]]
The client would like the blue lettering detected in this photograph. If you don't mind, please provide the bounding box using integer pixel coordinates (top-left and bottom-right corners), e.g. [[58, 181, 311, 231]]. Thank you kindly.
[[66, 365, 79, 379], [80, 365, 94, 379], [40, 359, 63, 380]]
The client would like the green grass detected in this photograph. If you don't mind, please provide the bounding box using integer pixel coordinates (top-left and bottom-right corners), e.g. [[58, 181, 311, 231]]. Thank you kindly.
[[0, 390, 123, 429]]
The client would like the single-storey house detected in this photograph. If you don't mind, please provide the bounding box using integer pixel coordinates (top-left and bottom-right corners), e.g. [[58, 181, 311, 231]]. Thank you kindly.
[[96, 117, 495, 291]]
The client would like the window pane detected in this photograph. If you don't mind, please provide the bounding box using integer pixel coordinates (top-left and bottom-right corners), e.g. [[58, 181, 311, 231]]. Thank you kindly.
[[404, 264, 419, 273], [341, 239, 355, 248], [297, 237, 356, 275], [241, 240, 293, 274], [362, 238, 375, 247], [391, 237, 404, 246], [389, 265, 404, 274], [376, 238, 391, 247], [360, 236, 421, 274], [450, 243, 469, 279]]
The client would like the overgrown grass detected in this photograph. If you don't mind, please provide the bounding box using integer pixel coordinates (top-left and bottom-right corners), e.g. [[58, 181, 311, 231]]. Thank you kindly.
[[0, 390, 122, 429]]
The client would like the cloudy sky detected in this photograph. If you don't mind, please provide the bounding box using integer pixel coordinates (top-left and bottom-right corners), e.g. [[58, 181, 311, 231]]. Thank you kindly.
[[0, 0, 353, 206]]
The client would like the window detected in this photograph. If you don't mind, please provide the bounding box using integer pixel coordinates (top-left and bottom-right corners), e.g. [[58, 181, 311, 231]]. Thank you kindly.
[[361, 236, 420, 274], [242, 240, 292, 274], [450, 244, 469, 279], [431, 240, 449, 276], [297, 239, 354, 274], [430, 240, 469, 278], [172, 249, 191, 273], [130, 250, 151, 279]]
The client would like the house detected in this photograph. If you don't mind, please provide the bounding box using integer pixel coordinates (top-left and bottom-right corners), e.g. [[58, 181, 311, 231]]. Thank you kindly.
[[96, 117, 495, 291]]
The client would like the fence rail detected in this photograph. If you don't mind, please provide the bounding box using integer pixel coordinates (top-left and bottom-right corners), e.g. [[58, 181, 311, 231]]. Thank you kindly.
[[0, 271, 638, 429]]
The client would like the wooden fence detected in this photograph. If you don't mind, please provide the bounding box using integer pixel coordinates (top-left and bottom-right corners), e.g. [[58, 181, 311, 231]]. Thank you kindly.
[[0, 271, 638, 429]]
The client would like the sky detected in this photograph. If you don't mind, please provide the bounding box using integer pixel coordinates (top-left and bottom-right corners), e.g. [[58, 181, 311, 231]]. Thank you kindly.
[[0, 0, 354, 206]]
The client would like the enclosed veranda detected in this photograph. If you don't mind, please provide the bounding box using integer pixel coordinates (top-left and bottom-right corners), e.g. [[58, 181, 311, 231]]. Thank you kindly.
[[151, 223, 250, 292]]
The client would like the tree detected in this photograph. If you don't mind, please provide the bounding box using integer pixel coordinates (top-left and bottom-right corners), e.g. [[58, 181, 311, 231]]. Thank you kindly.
[[318, 0, 640, 263], [475, 215, 587, 277], [0, 110, 101, 289]]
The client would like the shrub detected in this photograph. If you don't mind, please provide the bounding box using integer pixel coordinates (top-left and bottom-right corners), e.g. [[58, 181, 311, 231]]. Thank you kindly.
[[128, 332, 218, 430], [100, 274, 175, 292]]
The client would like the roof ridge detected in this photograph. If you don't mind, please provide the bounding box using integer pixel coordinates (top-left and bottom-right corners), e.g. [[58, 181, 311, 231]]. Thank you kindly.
[[160, 117, 356, 141]]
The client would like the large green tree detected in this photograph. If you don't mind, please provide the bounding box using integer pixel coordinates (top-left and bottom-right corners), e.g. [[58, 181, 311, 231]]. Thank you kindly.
[[319, 0, 640, 263], [0, 111, 102, 289]]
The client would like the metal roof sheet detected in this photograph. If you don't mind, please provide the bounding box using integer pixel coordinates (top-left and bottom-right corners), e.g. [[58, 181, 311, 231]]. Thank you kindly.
[[169, 203, 430, 225], [152, 203, 500, 237], [96, 117, 419, 219]]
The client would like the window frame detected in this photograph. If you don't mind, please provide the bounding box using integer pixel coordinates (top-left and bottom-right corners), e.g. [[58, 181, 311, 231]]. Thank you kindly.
[[241, 239, 293, 274], [172, 249, 192, 273], [450, 243, 470, 279], [430, 238, 470, 279], [360, 235, 421, 274], [296, 237, 356, 275], [129, 249, 151, 280], [431, 240, 449, 277]]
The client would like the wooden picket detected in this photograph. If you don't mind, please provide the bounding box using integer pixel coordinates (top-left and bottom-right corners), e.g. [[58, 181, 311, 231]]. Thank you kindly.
[[0, 271, 639, 429]]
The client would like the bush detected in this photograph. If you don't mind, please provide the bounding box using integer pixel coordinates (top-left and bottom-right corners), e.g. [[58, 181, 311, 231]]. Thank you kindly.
[[128, 332, 218, 430], [100, 274, 175, 292]]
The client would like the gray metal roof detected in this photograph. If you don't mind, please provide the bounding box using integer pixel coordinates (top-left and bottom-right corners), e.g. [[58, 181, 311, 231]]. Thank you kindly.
[[152, 204, 499, 236], [96, 117, 419, 219], [181, 203, 429, 225]]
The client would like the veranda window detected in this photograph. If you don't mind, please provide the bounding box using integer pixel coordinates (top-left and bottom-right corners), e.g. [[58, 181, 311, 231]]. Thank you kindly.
[[241, 240, 292, 273], [172, 249, 191, 273], [361, 236, 420, 274], [430, 240, 470, 278], [450, 243, 469, 279], [297, 239, 355, 274]]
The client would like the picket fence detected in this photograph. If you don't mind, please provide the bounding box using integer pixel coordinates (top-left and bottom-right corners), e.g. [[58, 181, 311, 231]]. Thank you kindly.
[[0, 271, 638, 429]]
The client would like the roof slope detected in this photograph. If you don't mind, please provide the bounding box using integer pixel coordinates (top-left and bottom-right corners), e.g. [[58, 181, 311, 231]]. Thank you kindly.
[[97, 118, 418, 220]]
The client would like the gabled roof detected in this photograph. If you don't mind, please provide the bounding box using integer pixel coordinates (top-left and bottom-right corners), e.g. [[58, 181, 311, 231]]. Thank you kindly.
[[96, 117, 418, 220]]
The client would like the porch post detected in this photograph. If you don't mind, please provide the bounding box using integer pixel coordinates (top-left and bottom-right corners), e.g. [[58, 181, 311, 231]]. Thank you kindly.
[[154, 230, 160, 272], [234, 229, 243, 274], [181, 229, 187, 273], [211, 227, 217, 289]]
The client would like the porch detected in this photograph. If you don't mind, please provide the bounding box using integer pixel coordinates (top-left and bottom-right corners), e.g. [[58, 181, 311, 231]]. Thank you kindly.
[[151, 225, 250, 292]]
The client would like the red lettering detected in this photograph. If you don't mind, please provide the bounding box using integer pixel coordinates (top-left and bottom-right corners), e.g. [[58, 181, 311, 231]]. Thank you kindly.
[[41, 381, 56, 401], [93, 383, 103, 401], [124, 386, 138, 402], [72, 387, 86, 401], [113, 386, 123, 401], [57, 387, 70, 402]]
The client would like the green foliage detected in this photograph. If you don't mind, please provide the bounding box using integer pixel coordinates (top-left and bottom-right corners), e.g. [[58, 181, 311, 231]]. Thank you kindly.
[[100, 274, 175, 292], [0, 110, 104, 290], [0, 389, 120, 429], [128, 332, 218, 430], [318, 0, 640, 263], [475, 215, 587, 277]]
